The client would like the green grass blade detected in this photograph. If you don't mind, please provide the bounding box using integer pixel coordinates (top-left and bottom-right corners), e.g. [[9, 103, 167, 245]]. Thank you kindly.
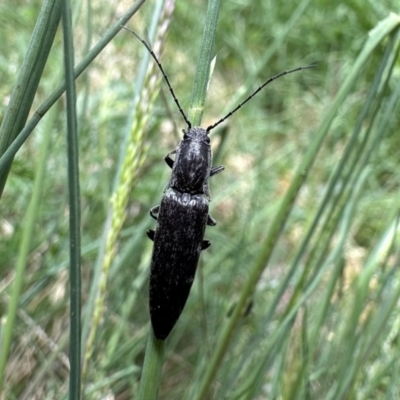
[[82, 0, 171, 388], [193, 12, 400, 400], [3, 3, 400, 398], [188, 0, 221, 125], [61, 1, 82, 398], [308, 33, 400, 349], [138, 335, 165, 399], [0, 0, 146, 179], [0, 0, 62, 197], [139, 0, 221, 398]]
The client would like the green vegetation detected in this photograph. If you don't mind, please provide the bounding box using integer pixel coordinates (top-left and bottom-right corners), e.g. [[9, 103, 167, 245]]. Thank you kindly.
[[1, 0, 400, 399]]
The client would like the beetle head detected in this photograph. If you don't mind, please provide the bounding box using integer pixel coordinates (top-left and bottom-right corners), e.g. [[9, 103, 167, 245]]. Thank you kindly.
[[182, 127, 210, 145]]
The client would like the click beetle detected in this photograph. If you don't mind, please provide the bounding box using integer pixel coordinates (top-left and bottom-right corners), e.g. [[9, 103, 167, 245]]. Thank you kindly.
[[146, 127, 223, 340], [125, 27, 314, 340]]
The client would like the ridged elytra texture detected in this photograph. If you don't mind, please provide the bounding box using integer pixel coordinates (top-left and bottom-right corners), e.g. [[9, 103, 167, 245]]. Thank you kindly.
[[149, 188, 209, 340]]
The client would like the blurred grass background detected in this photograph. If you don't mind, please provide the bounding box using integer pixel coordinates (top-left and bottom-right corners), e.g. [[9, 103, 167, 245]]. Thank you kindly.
[[1, 0, 400, 399]]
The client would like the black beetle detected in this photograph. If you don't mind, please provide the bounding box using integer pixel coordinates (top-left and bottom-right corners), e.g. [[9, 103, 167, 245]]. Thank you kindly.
[[147, 127, 223, 340], [147, 188, 216, 340], [124, 27, 314, 339]]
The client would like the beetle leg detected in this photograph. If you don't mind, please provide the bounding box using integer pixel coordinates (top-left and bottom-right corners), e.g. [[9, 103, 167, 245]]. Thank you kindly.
[[210, 165, 224, 177], [149, 205, 160, 220], [204, 166, 224, 197], [207, 214, 217, 226], [202, 240, 211, 250], [147, 229, 155, 241], [164, 150, 176, 169]]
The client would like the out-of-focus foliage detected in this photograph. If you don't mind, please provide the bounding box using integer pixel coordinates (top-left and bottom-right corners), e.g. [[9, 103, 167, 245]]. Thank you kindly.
[[1, 0, 400, 398]]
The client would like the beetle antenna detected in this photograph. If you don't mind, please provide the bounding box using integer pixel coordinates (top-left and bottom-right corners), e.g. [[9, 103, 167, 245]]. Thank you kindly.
[[123, 26, 192, 129], [206, 64, 316, 132]]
